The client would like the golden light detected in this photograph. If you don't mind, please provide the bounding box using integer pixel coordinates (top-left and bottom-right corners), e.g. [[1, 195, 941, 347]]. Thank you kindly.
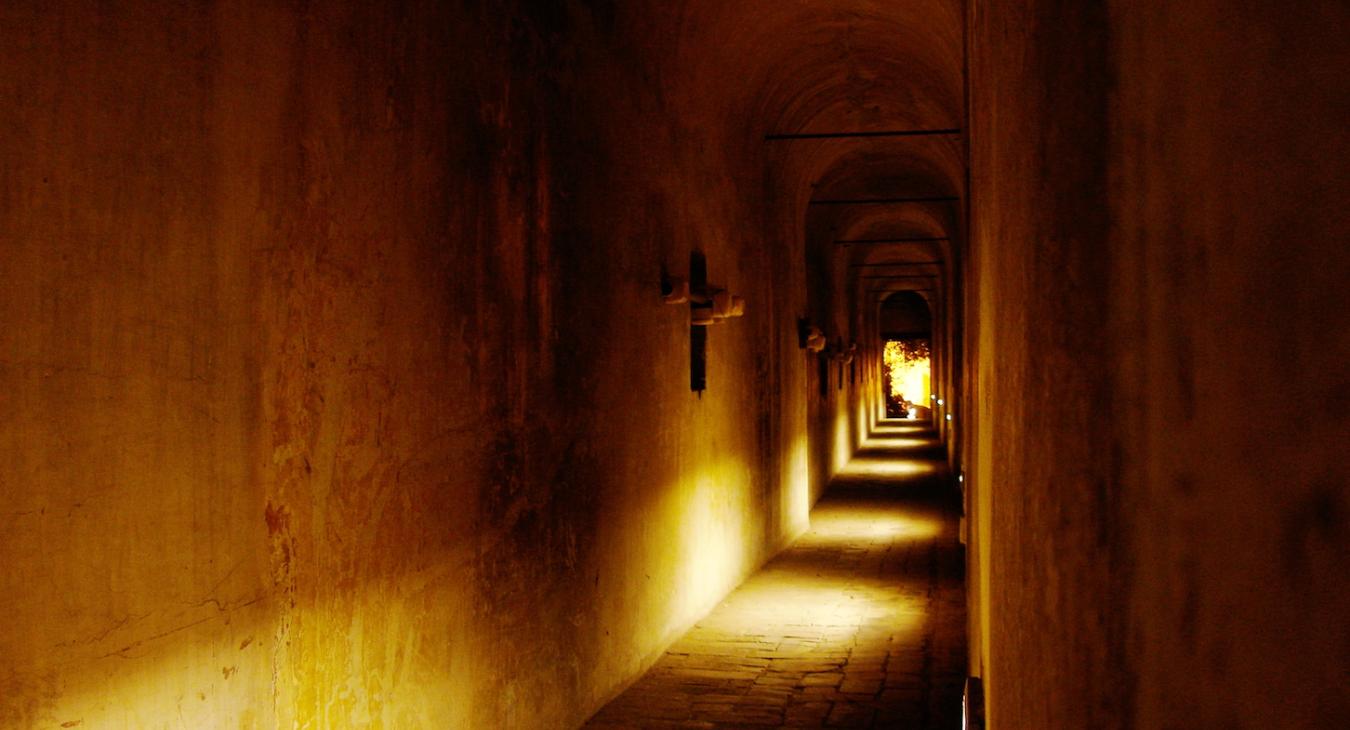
[[702, 501, 937, 636], [883, 341, 930, 416], [831, 412, 852, 475], [859, 435, 931, 451], [856, 398, 869, 446], [836, 457, 937, 480], [871, 421, 929, 435], [800, 505, 942, 545], [703, 571, 924, 636], [665, 458, 755, 630], [783, 437, 811, 533]]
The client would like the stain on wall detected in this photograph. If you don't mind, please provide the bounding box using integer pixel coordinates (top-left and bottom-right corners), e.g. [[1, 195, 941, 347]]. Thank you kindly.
[[0, 1, 815, 726], [966, 1, 1350, 727], [7, 1, 1339, 728]]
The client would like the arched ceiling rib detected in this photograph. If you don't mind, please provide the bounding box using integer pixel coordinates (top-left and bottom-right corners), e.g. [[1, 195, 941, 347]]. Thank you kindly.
[[779, 137, 964, 273], [668, 0, 963, 140], [661, 0, 966, 317]]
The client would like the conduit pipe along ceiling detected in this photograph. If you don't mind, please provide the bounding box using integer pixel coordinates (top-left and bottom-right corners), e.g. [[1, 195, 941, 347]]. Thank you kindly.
[[664, 3, 968, 507], [675, 0, 967, 366]]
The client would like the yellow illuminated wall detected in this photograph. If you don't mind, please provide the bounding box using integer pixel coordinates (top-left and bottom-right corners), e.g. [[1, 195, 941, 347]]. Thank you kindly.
[[1, 0, 923, 727]]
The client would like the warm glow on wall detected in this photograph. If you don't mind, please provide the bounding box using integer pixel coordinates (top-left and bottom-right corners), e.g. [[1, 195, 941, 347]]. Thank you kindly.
[[856, 401, 869, 448], [832, 413, 852, 475], [15, 606, 279, 729], [784, 437, 811, 533], [661, 457, 755, 637]]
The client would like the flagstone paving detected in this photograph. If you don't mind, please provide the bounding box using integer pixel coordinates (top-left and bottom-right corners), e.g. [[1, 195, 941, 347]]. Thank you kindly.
[[584, 422, 966, 729]]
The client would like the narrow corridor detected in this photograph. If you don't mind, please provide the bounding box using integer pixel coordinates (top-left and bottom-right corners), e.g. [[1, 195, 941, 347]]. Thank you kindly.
[[5, 3, 1341, 727], [585, 421, 965, 729]]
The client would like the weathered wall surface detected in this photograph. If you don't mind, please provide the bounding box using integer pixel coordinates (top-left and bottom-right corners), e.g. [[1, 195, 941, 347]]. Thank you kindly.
[[1, 4, 281, 726], [966, 3, 1125, 725], [966, 1, 1349, 727], [1111, 3, 1350, 727], [0, 2, 811, 727], [17, 1, 1337, 728]]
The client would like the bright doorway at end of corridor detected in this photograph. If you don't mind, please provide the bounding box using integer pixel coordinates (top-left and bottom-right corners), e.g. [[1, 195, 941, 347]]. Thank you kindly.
[[883, 339, 930, 420]]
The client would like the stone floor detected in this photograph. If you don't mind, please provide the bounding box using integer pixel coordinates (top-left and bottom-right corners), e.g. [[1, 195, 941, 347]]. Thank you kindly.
[[584, 421, 967, 729]]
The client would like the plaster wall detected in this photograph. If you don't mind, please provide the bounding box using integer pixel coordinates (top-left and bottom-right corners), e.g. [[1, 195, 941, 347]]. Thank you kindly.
[[966, 1, 1349, 727], [1111, 3, 1350, 726], [0, 2, 812, 727]]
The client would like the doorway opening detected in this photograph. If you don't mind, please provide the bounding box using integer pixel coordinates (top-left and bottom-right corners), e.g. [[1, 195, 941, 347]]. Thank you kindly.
[[883, 338, 931, 419]]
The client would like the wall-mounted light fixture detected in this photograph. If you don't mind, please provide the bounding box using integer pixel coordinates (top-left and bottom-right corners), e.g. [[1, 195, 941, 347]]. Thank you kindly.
[[827, 341, 856, 363], [663, 275, 745, 325], [663, 254, 745, 392], [697, 288, 745, 324], [797, 321, 827, 353], [661, 275, 690, 304]]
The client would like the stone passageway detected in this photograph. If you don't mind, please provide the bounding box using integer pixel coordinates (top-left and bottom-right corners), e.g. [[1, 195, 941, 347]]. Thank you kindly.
[[586, 421, 965, 729], [5, 3, 1340, 727]]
